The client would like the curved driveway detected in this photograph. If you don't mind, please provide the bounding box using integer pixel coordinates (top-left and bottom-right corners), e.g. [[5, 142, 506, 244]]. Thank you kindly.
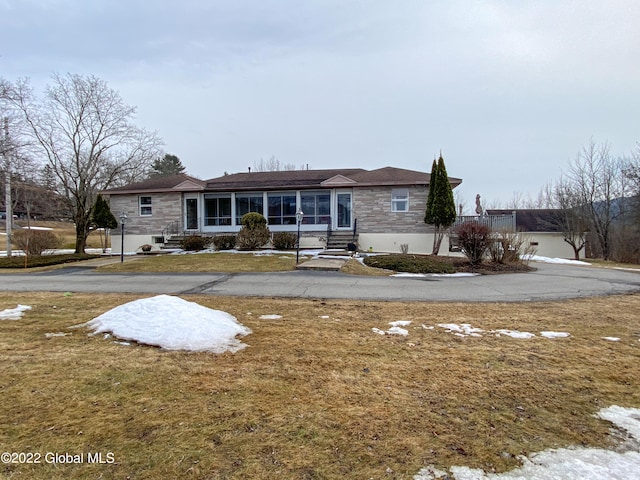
[[1, 262, 639, 302]]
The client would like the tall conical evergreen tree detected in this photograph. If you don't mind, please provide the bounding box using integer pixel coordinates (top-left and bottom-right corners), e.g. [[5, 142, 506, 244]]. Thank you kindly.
[[425, 158, 438, 225], [425, 154, 456, 254], [91, 194, 118, 253]]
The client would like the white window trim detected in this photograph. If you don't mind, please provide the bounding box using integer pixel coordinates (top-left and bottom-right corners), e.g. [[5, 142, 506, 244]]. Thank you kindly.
[[139, 196, 152, 216], [391, 188, 409, 212]]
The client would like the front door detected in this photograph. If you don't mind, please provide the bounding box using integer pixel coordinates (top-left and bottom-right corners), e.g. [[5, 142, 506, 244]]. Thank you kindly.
[[185, 198, 198, 231], [336, 192, 352, 229]]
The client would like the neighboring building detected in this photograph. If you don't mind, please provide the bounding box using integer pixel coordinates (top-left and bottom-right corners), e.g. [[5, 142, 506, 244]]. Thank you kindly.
[[485, 209, 585, 259], [103, 167, 462, 254]]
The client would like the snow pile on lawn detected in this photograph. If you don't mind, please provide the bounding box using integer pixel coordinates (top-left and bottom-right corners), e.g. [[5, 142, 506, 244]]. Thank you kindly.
[[0, 304, 32, 320], [85, 295, 251, 353], [414, 405, 640, 480]]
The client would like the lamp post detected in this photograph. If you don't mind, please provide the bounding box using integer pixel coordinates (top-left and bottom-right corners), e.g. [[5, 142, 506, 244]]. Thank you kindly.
[[295, 208, 304, 264], [119, 212, 128, 263]]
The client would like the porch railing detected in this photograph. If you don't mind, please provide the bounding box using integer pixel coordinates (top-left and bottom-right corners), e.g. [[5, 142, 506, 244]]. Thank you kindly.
[[452, 213, 516, 231], [162, 220, 181, 239]]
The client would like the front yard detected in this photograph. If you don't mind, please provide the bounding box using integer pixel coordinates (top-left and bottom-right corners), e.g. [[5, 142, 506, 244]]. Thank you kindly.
[[1, 292, 639, 479]]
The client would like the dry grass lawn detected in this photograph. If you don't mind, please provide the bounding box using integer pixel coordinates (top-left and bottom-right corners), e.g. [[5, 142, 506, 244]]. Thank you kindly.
[[97, 252, 304, 273], [1, 292, 639, 479]]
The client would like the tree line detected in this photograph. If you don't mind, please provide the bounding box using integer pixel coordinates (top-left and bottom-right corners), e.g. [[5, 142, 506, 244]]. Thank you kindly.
[[1, 73, 187, 254], [493, 139, 640, 262]]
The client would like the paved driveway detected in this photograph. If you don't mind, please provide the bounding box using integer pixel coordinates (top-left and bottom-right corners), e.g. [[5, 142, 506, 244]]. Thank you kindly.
[[1, 262, 639, 302]]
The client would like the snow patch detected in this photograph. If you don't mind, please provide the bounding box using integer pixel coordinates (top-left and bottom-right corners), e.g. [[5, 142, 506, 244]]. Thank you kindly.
[[494, 329, 536, 339], [84, 295, 251, 353], [525, 254, 591, 265], [438, 323, 485, 337], [0, 304, 32, 320], [259, 314, 282, 320], [540, 331, 570, 339], [414, 406, 640, 480], [373, 320, 412, 336], [391, 272, 479, 278]]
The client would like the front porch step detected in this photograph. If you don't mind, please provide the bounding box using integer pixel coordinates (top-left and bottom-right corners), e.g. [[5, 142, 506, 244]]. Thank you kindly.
[[162, 236, 185, 249], [326, 232, 358, 250]]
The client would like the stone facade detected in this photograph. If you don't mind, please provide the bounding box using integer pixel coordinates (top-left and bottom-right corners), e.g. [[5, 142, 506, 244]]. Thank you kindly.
[[353, 186, 434, 234], [108, 192, 183, 236]]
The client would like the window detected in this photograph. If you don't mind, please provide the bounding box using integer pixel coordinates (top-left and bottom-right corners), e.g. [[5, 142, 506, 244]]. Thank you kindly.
[[300, 191, 331, 225], [204, 195, 232, 226], [235, 193, 264, 225], [391, 189, 409, 212], [139, 196, 152, 216], [268, 193, 297, 225]]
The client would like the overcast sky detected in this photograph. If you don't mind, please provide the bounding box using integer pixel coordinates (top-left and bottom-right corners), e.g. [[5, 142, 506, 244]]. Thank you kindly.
[[1, 0, 639, 208]]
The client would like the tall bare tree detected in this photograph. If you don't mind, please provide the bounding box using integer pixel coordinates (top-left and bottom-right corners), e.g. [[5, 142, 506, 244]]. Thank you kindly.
[[8, 74, 163, 253], [565, 139, 629, 260], [549, 176, 590, 260]]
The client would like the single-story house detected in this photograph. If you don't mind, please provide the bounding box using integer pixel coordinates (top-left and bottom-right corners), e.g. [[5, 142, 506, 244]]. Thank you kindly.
[[103, 167, 462, 255], [485, 209, 585, 259]]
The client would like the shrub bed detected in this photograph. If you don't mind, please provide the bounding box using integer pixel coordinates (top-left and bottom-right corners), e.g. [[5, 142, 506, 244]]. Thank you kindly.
[[0, 253, 100, 268], [363, 253, 534, 275], [363, 254, 456, 274]]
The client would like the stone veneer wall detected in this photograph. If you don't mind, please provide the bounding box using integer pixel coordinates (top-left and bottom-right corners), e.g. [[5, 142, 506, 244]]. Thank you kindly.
[[107, 192, 183, 235], [353, 186, 434, 234]]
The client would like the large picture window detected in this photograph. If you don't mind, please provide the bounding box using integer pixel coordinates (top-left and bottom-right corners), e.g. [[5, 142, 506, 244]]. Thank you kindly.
[[300, 191, 330, 224], [139, 196, 152, 216], [204, 195, 232, 226], [391, 189, 409, 212], [235, 194, 264, 225], [268, 193, 297, 225]]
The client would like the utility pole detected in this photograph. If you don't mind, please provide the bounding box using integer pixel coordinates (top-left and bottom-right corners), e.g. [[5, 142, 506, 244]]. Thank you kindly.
[[2, 118, 12, 257]]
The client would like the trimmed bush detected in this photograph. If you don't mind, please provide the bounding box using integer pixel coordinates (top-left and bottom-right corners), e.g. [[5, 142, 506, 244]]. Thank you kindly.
[[13, 229, 61, 256], [181, 235, 210, 251], [0, 253, 99, 269], [363, 254, 456, 274], [272, 232, 297, 250], [237, 213, 270, 250], [455, 221, 491, 265], [213, 235, 237, 250], [241, 212, 267, 229]]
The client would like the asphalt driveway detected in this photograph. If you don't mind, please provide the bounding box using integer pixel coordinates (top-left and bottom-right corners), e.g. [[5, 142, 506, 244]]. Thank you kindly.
[[1, 262, 639, 302]]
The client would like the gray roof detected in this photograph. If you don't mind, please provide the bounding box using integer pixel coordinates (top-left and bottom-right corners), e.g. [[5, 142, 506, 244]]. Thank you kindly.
[[205, 166, 462, 192], [103, 174, 206, 194], [104, 167, 462, 194]]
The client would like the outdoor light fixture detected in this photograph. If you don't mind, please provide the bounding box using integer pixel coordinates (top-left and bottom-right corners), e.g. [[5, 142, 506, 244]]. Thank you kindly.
[[119, 212, 128, 263], [295, 208, 304, 264]]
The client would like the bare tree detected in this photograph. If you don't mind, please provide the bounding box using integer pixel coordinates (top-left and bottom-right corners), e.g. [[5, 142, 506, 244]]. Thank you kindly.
[[550, 176, 590, 260], [565, 139, 629, 260], [252, 156, 298, 172], [8, 74, 163, 253], [1, 78, 37, 256]]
